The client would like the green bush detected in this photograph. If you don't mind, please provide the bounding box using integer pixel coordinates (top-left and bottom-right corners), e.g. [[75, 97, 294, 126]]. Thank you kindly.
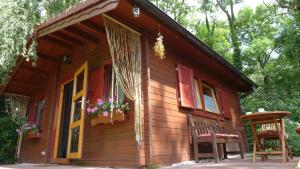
[[286, 120, 300, 156], [0, 114, 17, 164]]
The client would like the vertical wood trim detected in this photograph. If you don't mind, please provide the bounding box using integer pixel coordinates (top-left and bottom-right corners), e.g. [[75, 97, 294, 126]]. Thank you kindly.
[[141, 31, 152, 166], [45, 57, 61, 162], [53, 79, 73, 159]]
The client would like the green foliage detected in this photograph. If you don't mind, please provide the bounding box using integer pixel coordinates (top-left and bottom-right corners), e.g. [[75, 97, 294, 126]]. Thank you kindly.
[[150, 0, 193, 28], [0, 114, 18, 164], [286, 120, 300, 156], [42, 0, 81, 19], [0, 0, 40, 84]]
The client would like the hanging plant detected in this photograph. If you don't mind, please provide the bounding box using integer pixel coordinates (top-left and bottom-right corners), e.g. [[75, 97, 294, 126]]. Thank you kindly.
[[153, 32, 165, 59]]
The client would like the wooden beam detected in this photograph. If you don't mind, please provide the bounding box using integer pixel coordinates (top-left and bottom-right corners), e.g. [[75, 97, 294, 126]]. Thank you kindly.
[[38, 53, 59, 63], [9, 81, 39, 90], [80, 20, 106, 34], [52, 32, 84, 46], [48, 34, 80, 47], [20, 65, 49, 78], [42, 35, 72, 48], [62, 27, 99, 44]]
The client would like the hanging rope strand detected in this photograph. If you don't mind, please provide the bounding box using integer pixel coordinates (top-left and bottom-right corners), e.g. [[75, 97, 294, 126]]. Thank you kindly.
[[103, 14, 142, 146]]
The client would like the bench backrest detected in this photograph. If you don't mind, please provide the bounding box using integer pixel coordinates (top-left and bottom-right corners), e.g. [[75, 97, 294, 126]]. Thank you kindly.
[[188, 114, 220, 137]]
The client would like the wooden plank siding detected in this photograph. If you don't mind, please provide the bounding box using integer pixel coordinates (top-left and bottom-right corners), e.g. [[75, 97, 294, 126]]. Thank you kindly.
[[19, 28, 246, 168], [20, 39, 139, 167], [148, 37, 247, 166]]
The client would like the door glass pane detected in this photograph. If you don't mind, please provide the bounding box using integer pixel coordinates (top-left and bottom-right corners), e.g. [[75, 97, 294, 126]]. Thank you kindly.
[[75, 71, 84, 94], [73, 97, 82, 122], [193, 78, 202, 109], [70, 127, 80, 153], [203, 85, 219, 113]]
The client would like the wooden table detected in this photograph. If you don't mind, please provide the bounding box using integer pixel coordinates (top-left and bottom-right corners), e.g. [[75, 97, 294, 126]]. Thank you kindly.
[[240, 111, 291, 163]]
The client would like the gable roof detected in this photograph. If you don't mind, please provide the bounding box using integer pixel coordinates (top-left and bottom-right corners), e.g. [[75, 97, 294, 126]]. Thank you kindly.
[[37, 0, 256, 90], [1, 0, 256, 95]]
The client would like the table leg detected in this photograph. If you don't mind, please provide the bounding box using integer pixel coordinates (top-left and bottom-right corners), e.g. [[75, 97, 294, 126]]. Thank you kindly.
[[253, 141, 256, 163], [280, 119, 287, 162]]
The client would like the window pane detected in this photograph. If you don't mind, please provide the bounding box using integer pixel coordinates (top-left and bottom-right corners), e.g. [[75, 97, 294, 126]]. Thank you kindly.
[[35, 99, 45, 128], [73, 97, 82, 122], [75, 71, 84, 94], [193, 78, 202, 109], [70, 127, 80, 153], [104, 64, 112, 99], [203, 85, 219, 113]]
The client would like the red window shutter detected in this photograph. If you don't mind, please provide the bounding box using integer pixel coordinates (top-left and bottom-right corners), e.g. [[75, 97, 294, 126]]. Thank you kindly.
[[216, 87, 223, 115], [222, 89, 232, 119], [27, 102, 37, 123], [89, 68, 103, 104], [176, 64, 195, 108]]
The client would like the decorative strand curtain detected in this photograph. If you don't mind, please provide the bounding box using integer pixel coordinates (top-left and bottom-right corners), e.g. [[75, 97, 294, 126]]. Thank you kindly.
[[103, 15, 142, 146]]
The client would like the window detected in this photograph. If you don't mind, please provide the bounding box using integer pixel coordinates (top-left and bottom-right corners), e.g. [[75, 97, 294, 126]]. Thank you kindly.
[[103, 63, 125, 102], [193, 78, 202, 109], [202, 83, 220, 114], [176, 63, 222, 117], [35, 99, 45, 129]]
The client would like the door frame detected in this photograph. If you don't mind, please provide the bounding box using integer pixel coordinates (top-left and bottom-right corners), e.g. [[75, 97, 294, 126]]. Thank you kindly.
[[53, 79, 73, 161], [66, 62, 88, 159]]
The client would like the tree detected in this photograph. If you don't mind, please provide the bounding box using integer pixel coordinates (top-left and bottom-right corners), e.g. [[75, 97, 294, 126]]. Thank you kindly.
[[42, 0, 81, 19], [150, 0, 193, 28], [0, 0, 41, 84], [216, 0, 243, 70], [194, 0, 232, 61]]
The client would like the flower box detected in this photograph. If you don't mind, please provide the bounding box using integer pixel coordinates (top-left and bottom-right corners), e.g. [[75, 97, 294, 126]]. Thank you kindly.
[[113, 110, 125, 122], [90, 111, 126, 126], [27, 131, 41, 139]]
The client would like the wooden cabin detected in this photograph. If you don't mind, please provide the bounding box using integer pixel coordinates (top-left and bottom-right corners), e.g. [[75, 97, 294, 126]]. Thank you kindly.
[[0, 0, 256, 168]]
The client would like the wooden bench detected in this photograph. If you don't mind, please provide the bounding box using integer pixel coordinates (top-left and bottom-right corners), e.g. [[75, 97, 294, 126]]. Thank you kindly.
[[188, 114, 245, 163]]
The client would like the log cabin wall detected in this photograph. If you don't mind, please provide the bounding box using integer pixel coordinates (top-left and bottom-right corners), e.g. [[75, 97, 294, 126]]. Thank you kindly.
[[147, 37, 246, 166], [20, 73, 55, 163], [54, 39, 138, 167]]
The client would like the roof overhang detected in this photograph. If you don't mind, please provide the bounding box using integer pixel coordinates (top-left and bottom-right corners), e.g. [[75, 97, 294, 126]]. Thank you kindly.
[[37, 0, 119, 37]]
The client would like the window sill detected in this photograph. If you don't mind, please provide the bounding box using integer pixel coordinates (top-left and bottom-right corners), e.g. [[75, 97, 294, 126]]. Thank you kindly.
[[192, 110, 225, 121]]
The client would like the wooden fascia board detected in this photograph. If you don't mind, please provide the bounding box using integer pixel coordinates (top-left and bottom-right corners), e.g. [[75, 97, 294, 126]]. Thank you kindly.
[[37, 0, 119, 38]]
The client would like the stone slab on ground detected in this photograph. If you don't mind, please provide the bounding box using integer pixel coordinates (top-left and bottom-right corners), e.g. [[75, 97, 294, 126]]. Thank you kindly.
[[0, 157, 299, 169]]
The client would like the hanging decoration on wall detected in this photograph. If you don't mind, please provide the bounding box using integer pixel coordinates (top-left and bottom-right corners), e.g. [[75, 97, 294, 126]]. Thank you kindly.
[[103, 14, 142, 147], [153, 30, 165, 60]]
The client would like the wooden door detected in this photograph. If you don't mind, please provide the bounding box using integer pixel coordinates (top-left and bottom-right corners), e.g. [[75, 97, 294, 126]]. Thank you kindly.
[[67, 62, 88, 159]]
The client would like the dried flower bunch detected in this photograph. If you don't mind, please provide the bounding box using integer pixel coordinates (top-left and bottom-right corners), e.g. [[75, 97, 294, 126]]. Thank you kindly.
[[87, 98, 129, 117], [153, 32, 165, 59]]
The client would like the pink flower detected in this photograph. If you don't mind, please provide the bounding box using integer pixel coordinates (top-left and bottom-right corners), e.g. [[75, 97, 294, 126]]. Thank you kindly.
[[109, 98, 113, 102], [103, 111, 109, 117], [87, 108, 92, 113], [97, 99, 104, 106], [92, 107, 97, 113]]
